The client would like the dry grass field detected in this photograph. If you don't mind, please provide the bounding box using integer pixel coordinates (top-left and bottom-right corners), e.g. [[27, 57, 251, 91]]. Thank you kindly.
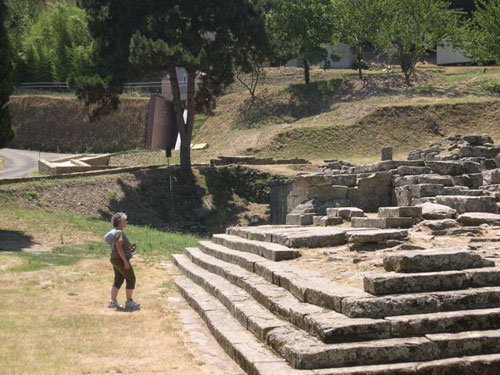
[[0, 207, 237, 375]]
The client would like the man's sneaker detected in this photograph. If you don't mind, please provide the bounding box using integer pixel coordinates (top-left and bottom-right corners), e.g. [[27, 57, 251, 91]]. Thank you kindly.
[[107, 300, 121, 309], [125, 300, 141, 311]]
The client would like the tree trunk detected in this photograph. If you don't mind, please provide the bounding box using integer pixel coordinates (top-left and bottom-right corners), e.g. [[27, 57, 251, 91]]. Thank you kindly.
[[304, 59, 310, 85], [168, 68, 193, 181], [357, 52, 363, 80], [400, 52, 412, 87]]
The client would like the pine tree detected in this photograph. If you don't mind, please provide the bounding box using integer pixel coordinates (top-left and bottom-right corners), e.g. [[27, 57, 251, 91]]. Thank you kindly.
[[0, 0, 15, 148]]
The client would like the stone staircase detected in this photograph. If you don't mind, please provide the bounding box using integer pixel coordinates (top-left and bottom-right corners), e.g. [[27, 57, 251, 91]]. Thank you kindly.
[[173, 226, 500, 374]]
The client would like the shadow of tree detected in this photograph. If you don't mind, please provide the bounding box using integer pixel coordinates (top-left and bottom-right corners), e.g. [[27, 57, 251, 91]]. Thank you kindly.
[[98, 167, 269, 235], [0, 230, 35, 251], [237, 79, 343, 129], [236, 72, 437, 129]]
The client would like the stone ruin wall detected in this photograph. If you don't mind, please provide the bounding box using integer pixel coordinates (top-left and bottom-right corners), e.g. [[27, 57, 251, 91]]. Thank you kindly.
[[270, 134, 500, 225]]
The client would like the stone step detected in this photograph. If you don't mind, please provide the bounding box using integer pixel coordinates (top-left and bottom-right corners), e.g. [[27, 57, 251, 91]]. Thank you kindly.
[[364, 268, 500, 295], [351, 217, 413, 229], [457, 212, 500, 226], [212, 233, 301, 261], [383, 248, 495, 273], [196, 241, 500, 339], [326, 207, 365, 220], [345, 229, 408, 244], [197, 240, 369, 311], [173, 276, 305, 375], [268, 325, 500, 369], [342, 287, 500, 318], [186, 246, 390, 343], [227, 226, 348, 248], [175, 275, 500, 375], [313, 216, 344, 226], [173, 254, 500, 370], [387, 307, 500, 337], [435, 195, 497, 214], [378, 206, 422, 219], [443, 187, 484, 196]]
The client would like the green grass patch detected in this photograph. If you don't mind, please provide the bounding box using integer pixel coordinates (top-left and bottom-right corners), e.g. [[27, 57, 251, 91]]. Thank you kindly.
[[0, 206, 200, 257], [406, 83, 437, 96], [9, 252, 81, 272], [480, 81, 500, 96]]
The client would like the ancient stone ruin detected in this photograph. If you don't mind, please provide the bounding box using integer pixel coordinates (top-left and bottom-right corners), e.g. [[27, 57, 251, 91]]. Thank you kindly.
[[173, 134, 500, 374]]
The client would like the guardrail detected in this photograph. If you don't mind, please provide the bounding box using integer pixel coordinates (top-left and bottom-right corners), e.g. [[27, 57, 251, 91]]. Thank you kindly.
[[13, 81, 163, 95]]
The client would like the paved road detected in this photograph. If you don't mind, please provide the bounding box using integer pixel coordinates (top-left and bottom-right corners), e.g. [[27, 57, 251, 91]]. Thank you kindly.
[[0, 148, 74, 179]]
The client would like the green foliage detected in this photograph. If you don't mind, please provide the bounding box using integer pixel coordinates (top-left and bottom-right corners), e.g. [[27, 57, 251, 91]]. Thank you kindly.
[[0, 0, 15, 148], [268, 0, 337, 84], [19, 1, 93, 82], [4, 0, 39, 83], [72, 0, 270, 176], [380, 0, 461, 86], [480, 81, 500, 96], [462, 0, 500, 63], [335, 0, 387, 79]]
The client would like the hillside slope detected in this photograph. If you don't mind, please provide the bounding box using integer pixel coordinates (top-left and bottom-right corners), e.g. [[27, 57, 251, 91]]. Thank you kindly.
[[7, 66, 500, 164], [193, 66, 500, 163]]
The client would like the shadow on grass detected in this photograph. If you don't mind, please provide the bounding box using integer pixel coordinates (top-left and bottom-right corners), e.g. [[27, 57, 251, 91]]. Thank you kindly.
[[236, 73, 436, 129], [237, 79, 343, 129], [0, 230, 35, 251]]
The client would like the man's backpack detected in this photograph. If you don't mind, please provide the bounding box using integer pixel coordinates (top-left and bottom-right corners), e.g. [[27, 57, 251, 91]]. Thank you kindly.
[[104, 229, 117, 249]]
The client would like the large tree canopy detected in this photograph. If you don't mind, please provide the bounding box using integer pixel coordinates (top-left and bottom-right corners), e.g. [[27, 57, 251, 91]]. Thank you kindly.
[[462, 0, 500, 63], [0, 0, 15, 148], [268, 0, 337, 84], [381, 0, 461, 86], [71, 0, 269, 178], [335, 0, 387, 79]]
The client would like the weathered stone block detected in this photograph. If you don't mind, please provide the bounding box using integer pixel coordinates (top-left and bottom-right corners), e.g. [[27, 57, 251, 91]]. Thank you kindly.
[[393, 175, 419, 187], [307, 185, 349, 200], [462, 161, 482, 174], [425, 161, 465, 176], [346, 229, 408, 244], [419, 219, 459, 231], [411, 184, 445, 198], [397, 166, 432, 176], [313, 215, 343, 226], [286, 213, 314, 225], [378, 206, 422, 219], [383, 248, 494, 273], [417, 174, 455, 186], [330, 174, 357, 187], [364, 270, 469, 295], [381, 146, 393, 161], [354, 172, 393, 212], [327, 207, 365, 220], [458, 146, 500, 159], [351, 218, 385, 229], [463, 134, 494, 146], [295, 174, 333, 187], [457, 213, 500, 226], [435, 195, 497, 214], [395, 186, 413, 206]]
